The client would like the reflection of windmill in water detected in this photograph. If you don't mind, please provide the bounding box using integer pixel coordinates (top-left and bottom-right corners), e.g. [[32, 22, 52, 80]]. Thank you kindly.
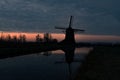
[[63, 46, 75, 80], [55, 16, 85, 45], [55, 46, 83, 80]]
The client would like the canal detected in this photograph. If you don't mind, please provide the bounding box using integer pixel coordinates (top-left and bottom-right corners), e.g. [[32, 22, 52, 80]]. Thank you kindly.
[[0, 47, 92, 80]]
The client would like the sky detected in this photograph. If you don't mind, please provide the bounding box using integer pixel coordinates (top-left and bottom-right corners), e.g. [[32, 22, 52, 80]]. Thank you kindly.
[[0, 0, 120, 35], [1, 32, 120, 42]]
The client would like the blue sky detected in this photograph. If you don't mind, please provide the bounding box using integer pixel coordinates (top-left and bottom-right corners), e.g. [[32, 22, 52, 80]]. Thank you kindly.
[[0, 0, 120, 35]]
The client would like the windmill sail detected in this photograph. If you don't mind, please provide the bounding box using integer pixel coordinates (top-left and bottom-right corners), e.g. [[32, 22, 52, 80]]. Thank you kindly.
[[68, 16, 73, 28], [55, 16, 85, 44]]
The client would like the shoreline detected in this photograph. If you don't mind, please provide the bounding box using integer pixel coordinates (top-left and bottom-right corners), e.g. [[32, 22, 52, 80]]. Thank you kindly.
[[75, 46, 120, 80]]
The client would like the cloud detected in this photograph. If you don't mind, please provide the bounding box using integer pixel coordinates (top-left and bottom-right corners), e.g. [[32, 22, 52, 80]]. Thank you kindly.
[[0, 0, 120, 35], [0, 0, 53, 14]]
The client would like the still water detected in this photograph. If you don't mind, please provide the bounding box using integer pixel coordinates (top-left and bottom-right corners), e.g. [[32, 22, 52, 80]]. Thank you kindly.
[[0, 47, 92, 80]]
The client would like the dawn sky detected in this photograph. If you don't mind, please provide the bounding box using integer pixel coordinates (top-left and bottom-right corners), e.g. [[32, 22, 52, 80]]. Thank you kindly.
[[0, 0, 120, 35]]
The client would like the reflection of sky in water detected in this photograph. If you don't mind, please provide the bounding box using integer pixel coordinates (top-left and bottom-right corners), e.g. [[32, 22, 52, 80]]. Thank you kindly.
[[0, 47, 92, 80]]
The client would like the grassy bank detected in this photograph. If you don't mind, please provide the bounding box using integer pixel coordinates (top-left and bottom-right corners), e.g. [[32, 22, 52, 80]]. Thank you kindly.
[[75, 46, 120, 80]]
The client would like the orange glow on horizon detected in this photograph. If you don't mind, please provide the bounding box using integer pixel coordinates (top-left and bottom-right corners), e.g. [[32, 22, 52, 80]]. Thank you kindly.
[[0, 32, 120, 42], [75, 34, 120, 42]]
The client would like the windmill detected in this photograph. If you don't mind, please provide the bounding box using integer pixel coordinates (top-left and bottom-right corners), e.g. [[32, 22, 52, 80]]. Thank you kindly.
[[55, 46, 83, 80], [55, 16, 85, 44]]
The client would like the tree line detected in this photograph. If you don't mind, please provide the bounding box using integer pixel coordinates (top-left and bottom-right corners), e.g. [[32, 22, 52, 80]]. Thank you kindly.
[[0, 32, 58, 43]]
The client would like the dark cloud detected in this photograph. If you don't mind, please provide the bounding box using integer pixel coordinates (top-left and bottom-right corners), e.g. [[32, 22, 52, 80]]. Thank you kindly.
[[0, 0, 120, 35]]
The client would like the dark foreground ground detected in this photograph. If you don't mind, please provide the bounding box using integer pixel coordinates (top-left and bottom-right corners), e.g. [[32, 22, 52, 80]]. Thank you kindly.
[[75, 46, 120, 80]]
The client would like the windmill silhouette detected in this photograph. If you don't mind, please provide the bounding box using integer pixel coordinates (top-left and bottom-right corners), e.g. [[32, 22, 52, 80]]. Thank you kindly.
[[55, 16, 85, 45]]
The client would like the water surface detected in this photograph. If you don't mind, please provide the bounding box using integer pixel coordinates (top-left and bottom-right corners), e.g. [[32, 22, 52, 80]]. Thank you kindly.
[[0, 47, 92, 80]]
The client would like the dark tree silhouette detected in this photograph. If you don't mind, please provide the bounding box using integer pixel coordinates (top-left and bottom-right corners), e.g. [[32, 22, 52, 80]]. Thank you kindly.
[[44, 33, 52, 42], [36, 34, 42, 42], [0, 32, 4, 40], [12, 35, 18, 42], [52, 39, 58, 43], [22, 34, 26, 42], [6, 34, 11, 41], [19, 34, 26, 42]]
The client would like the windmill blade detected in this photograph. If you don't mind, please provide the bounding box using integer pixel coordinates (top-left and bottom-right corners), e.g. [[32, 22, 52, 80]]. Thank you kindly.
[[73, 29, 85, 32], [55, 26, 66, 30], [68, 16, 73, 28]]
